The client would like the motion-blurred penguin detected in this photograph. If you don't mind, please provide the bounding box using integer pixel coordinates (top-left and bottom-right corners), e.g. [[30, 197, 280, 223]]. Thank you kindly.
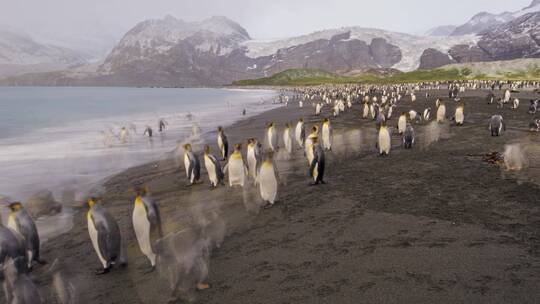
[[183, 143, 201, 185], [7, 202, 44, 268], [132, 187, 163, 270], [204, 146, 224, 188]]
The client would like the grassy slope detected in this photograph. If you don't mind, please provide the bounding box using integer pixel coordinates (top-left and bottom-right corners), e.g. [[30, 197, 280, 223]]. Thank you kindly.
[[233, 64, 540, 86]]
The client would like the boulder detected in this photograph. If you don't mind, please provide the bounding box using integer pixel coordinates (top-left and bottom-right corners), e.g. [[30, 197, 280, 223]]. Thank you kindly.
[[26, 190, 62, 218]]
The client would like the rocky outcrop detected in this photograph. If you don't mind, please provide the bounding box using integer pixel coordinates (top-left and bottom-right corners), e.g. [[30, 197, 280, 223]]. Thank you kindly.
[[477, 12, 540, 60], [369, 38, 402, 68], [26, 190, 62, 218], [418, 48, 456, 70], [448, 44, 492, 63]]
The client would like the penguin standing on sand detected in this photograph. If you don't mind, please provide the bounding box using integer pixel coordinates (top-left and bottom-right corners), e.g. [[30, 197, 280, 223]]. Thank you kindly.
[[204, 146, 224, 187], [403, 124, 415, 149], [119, 127, 129, 144], [315, 103, 322, 116], [283, 123, 293, 154], [224, 144, 248, 187], [132, 188, 163, 270], [309, 137, 326, 185], [217, 127, 229, 161], [489, 115, 505, 136], [378, 122, 391, 156], [247, 138, 262, 181], [257, 153, 278, 205], [7, 202, 43, 268], [512, 98, 520, 110], [295, 118, 306, 148], [423, 108, 431, 121], [86, 198, 125, 274], [437, 101, 446, 123], [362, 102, 369, 119], [398, 112, 407, 134], [266, 122, 278, 152], [305, 126, 319, 165], [321, 118, 332, 151], [454, 101, 465, 126], [183, 143, 201, 185]]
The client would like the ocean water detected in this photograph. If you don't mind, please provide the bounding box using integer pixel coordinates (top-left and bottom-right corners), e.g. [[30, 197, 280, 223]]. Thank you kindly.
[[0, 87, 279, 202]]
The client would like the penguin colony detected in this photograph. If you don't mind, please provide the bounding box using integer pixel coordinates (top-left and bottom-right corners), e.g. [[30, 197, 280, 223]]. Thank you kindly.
[[1, 79, 539, 303]]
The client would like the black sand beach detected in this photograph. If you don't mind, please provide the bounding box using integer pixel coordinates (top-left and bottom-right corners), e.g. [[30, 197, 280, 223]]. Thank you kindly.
[[19, 88, 540, 303]]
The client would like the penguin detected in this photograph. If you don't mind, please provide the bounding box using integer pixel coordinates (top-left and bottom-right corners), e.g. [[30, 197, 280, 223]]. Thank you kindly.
[[132, 187, 163, 269], [86, 198, 125, 274], [183, 143, 201, 185], [362, 102, 370, 119], [503, 89, 511, 103], [528, 99, 538, 114], [246, 138, 262, 181], [283, 123, 293, 154], [7, 202, 43, 268], [224, 144, 248, 187], [315, 103, 322, 116], [217, 126, 229, 161], [403, 124, 415, 149], [0, 223, 28, 274], [203, 145, 224, 187], [295, 118, 306, 148], [398, 112, 407, 134], [437, 101, 446, 123], [454, 101, 465, 126], [489, 115, 505, 136], [435, 98, 441, 108], [423, 108, 431, 122], [529, 119, 540, 132], [309, 137, 326, 185], [408, 110, 419, 122], [305, 126, 319, 165], [299, 100, 303, 108], [378, 122, 391, 156], [321, 118, 332, 151], [257, 153, 278, 205], [266, 122, 278, 152], [3, 258, 42, 304], [512, 98, 520, 110], [119, 127, 129, 144]]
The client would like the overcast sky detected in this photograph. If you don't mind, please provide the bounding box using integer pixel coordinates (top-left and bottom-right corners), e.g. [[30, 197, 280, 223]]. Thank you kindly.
[[1, 0, 533, 41]]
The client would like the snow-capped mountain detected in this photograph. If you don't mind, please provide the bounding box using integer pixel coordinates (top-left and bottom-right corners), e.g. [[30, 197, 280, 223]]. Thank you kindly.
[[450, 0, 540, 36], [0, 29, 89, 77], [425, 25, 457, 36]]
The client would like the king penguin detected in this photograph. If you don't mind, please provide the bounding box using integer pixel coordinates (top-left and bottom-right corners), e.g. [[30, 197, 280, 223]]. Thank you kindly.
[[283, 123, 293, 154], [362, 101, 370, 119], [423, 108, 431, 122], [403, 124, 415, 149], [0, 220, 28, 274], [183, 143, 201, 185], [398, 112, 407, 134], [7, 202, 43, 268], [305, 125, 319, 165], [378, 122, 391, 156], [224, 144, 248, 187], [295, 118, 306, 148], [3, 258, 42, 304], [132, 187, 163, 270], [86, 198, 125, 274], [489, 115, 505, 136], [257, 153, 278, 205], [437, 100, 446, 123], [246, 138, 262, 181], [204, 145, 225, 187], [266, 122, 278, 152], [455, 101, 465, 126], [217, 126, 229, 161], [309, 137, 326, 185], [321, 118, 332, 151]]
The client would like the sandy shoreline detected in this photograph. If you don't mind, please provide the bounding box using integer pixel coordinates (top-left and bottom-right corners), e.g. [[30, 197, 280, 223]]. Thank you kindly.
[[14, 88, 540, 303]]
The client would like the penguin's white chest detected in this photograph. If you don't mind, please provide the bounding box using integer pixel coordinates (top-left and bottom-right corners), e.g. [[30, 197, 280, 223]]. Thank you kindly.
[[7, 214, 18, 233], [258, 164, 277, 204], [295, 124, 302, 144], [437, 105, 446, 122], [322, 125, 331, 149], [363, 104, 369, 117], [398, 116, 406, 134], [378, 129, 391, 154], [87, 213, 107, 268], [218, 135, 223, 150], [132, 203, 155, 265], [204, 155, 218, 185], [284, 129, 292, 153], [183, 154, 190, 176], [229, 157, 245, 186], [455, 108, 464, 124], [247, 148, 257, 178]]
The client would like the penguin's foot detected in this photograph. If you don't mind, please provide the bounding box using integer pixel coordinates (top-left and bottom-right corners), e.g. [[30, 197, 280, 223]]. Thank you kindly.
[[143, 266, 155, 274], [196, 283, 210, 290], [95, 267, 111, 275]]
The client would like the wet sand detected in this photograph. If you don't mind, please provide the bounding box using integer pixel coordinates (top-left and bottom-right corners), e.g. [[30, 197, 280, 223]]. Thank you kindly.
[[19, 88, 540, 303]]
